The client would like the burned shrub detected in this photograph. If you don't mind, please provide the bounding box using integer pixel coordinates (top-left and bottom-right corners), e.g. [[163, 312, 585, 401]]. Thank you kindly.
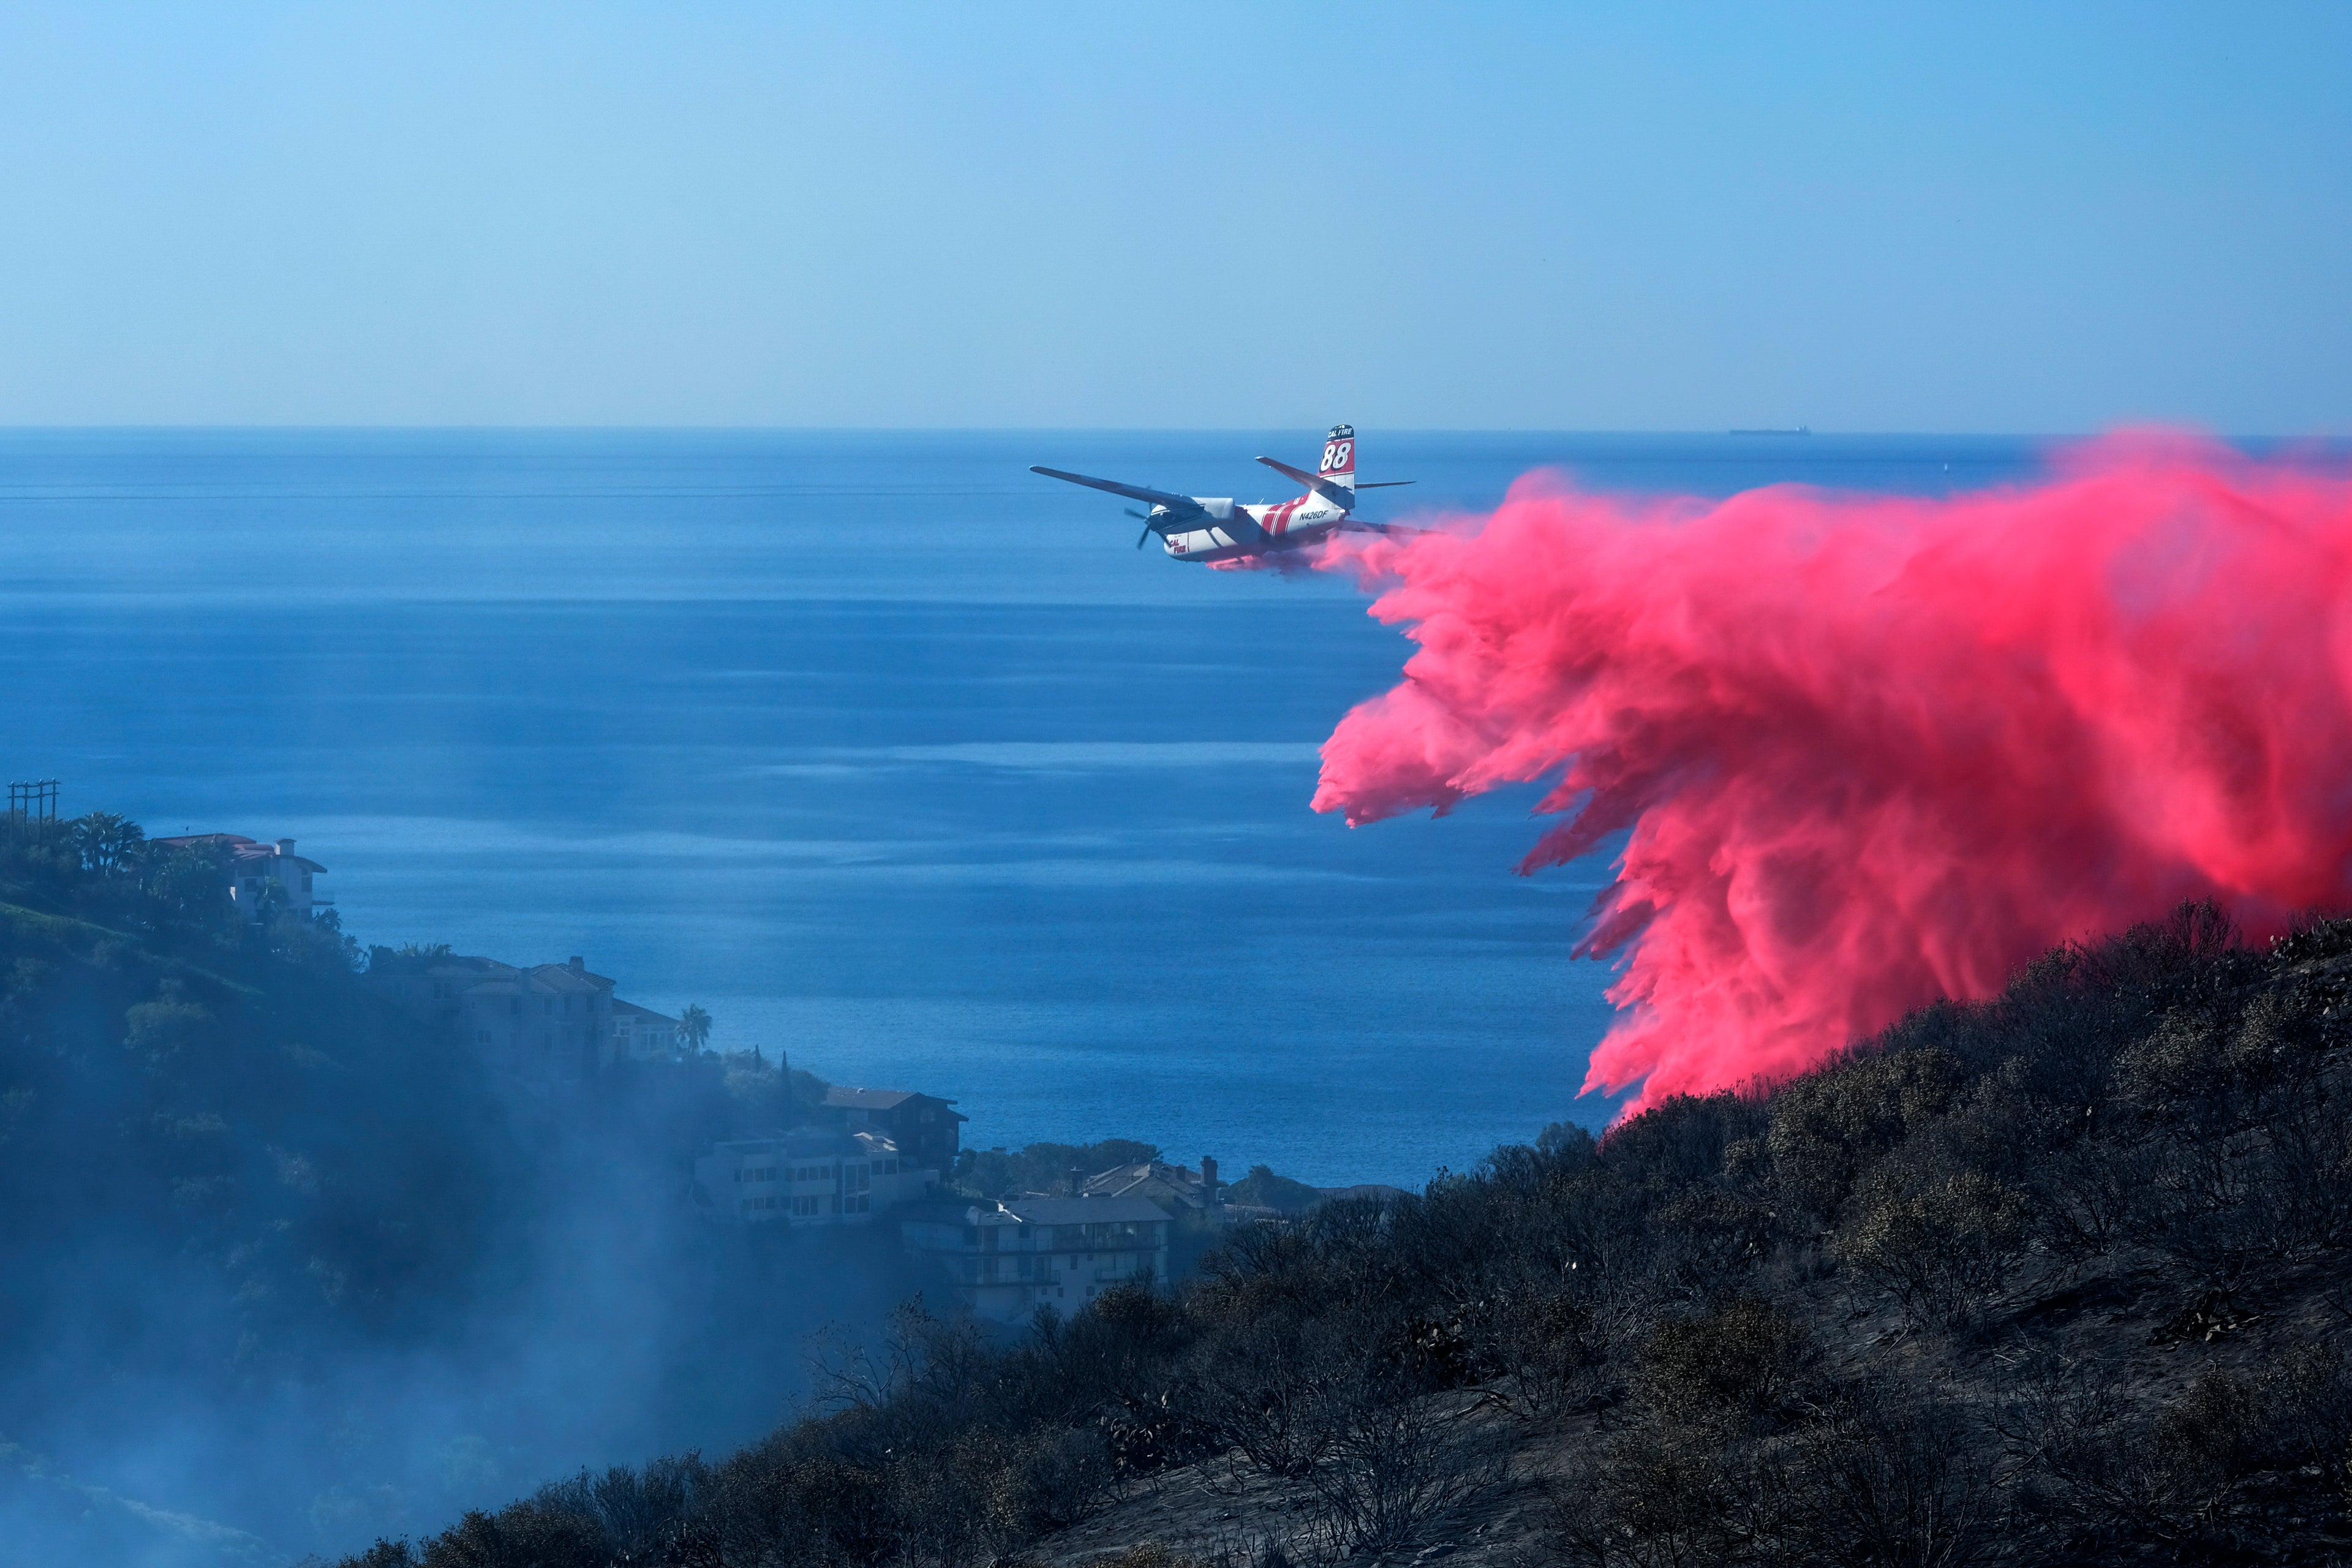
[[689, 1447, 894, 1568], [529, 1456, 707, 1562], [2268, 910, 2352, 967], [1632, 1295, 1814, 1435], [1548, 1423, 1754, 1568], [942, 1423, 1115, 1557], [1294, 1370, 1510, 1558], [1836, 1167, 2027, 1329], [1479, 1284, 1622, 1422], [1997, 1351, 2352, 1558], [2109, 990, 2352, 1276], [1765, 1047, 1969, 1220], [1648, 1185, 1784, 1300], [1782, 1384, 2006, 1568], [412, 1502, 606, 1568], [1183, 1306, 1354, 1479], [1603, 1091, 1769, 1197]]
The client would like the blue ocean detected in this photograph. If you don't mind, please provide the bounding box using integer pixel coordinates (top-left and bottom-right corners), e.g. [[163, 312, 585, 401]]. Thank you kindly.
[[3, 429, 2092, 1564], [0, 430, 2047, 1187]]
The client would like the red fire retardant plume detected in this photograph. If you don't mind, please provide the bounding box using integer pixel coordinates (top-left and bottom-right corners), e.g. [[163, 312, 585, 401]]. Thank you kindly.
[[1311, 436, 2352, 1113]]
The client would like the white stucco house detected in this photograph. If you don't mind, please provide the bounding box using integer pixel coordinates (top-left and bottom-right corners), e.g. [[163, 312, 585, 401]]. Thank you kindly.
[[365, 953, 620, 1084], [693, 1125, 940, 1227], [899, 1196, 1170, 1323], [149, 834, 329, 921], [612, 1000, 680, 1061]]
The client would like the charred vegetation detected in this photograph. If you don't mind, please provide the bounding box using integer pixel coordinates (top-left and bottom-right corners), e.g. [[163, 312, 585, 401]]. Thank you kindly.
[[334, 899, 2352, 1567]]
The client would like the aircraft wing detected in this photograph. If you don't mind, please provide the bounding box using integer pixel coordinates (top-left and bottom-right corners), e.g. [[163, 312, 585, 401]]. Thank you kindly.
[[1030, 466, 1203, 514], [1254, 456, 1355, 510]]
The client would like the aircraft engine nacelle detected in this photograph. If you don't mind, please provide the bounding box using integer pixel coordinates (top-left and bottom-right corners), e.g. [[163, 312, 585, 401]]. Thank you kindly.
[[1189, 498, 1235, 521]]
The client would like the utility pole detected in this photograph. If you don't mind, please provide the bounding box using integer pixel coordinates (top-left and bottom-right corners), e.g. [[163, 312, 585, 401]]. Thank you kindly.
[[6, 780, 58, 843]]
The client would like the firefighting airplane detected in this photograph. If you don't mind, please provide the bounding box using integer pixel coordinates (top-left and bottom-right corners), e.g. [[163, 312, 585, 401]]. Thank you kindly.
[[1030, 424, 1415, 564]]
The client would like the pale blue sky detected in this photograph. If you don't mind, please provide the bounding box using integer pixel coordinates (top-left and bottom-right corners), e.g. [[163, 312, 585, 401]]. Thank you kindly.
[[1, 3, 2345, 431]]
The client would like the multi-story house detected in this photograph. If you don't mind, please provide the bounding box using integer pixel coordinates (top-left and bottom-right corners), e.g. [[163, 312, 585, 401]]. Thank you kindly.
[[365, 953, 619, 1084], [612, 1000, 680, 1061], [148, 834, 330, 921], [1081, 1155, 1221, 1215], [693, 1126, 938, 1226], [898, 1196, 1170, 1323], [818, 1087, 967, 1170]]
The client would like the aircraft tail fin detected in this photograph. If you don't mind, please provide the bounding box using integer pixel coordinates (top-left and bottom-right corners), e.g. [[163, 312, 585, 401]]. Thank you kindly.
[[1317, 424, 1358, 494]]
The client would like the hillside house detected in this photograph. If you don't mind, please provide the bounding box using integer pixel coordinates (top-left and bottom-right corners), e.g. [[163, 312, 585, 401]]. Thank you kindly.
[[612, 1000, 680, 1061], [365, 954, 622, 1084], [149, 834, 328, 921], [899, 1196, 1169, 1324], [1081, 1156, 1221, 1215], [819, 1087, 966, 1170], [693, 1126, 938, 1226]]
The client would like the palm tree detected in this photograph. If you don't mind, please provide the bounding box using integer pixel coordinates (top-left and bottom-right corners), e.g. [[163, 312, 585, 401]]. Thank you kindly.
[[70, 811, 145, 874], [679, 1004, 713, 1055]]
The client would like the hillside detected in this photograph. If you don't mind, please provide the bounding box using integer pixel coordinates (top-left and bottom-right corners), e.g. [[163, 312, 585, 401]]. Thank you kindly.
[[0, 821, 503, 1360], [0, 818, 921, 1564], [342, 901, 2352, 1567]]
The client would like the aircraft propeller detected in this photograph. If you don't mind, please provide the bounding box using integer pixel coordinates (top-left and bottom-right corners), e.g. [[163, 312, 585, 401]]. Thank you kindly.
[[1126, 508, 1155, 549]]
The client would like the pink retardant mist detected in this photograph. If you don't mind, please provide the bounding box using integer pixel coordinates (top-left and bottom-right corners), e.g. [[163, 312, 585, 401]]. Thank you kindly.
[[1312, 434, 2352, 1114]]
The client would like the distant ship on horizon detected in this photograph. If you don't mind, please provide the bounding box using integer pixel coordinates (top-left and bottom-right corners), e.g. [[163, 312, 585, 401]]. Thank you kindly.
[[1729, 425, 1812, 435]]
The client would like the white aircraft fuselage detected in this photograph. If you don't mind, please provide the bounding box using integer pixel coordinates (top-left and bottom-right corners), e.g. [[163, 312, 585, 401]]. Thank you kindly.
[[1028, 424, 1412, 565], [1155, 494, 1350, 562]]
